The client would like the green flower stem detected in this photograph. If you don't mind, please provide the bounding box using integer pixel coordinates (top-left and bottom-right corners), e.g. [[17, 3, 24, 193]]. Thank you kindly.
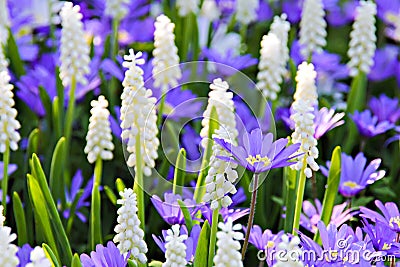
[[157, 91, 166, 127], [292, 157, 308, 235], [193, 139, 213, 203], [64, 76, 77, 158], [109, 19, 120, 108], [90, 158, 103, 250], [242, 173, 259, 259], [2, 140, 9, 214], [208, 207, 219, 267], [134, 130, 145, 232]]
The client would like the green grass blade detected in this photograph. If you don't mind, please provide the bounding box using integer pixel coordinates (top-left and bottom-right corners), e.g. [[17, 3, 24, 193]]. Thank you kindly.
[[194, 220, 211, 267], [43, 243, 61, 267], [284, 166, 298, 233], [71, 253, 83, 267], [173, 148, 187, 195], [90, 183, 102, 250], [12, 192, 28, 246], [177, 199, 193, 232], [49, 137, 66, 207]]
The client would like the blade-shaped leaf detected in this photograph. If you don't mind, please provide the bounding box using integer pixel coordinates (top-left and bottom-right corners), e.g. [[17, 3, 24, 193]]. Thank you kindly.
[[194, 220, 210, 267]]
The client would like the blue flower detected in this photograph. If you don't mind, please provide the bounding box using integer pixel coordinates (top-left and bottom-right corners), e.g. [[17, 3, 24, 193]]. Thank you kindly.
[[361, 200, 400, 233], [80, 241, 128, 267], [350, 110, 394, 137]]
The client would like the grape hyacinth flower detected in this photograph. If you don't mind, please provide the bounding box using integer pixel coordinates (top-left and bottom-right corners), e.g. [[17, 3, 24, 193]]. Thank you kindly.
[[80, 241, 128, 267], [0, 48, 8, 74], [0, 0, 10, 44], [152, 14, 181, 91], [84, 95, 114, 164], [273, 234, 304, 267], [213, 218, 243, 267], [347, 1, 377, 77], [350, 110, 394, 138], [270, 14, 291, 69], [369, 94, 400, 124], [321, 152, 385, 198], [256, 33, 285, 101], [290, 62, 319, 178], [120, 50, 159, 176], [163, 224, 188, 267], [176, 0, 199, 17], [299, 0, 327, 59], [104, 0, 130, 21], [300, 199, 355, 233], [200, 0, 220, 21], [235, 0, 259, 25], [113, 188, 147, 264], [360, 200, 400, 233], [0, 224, 19, 266], [59, 2, 90, 87], [25, 247, 51, 267]]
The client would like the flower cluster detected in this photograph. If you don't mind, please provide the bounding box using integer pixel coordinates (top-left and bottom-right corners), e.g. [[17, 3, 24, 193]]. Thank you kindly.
[[104, 0, 130, 21], [163, 224, 188, 267], [214, 218, 243, 267], [0, 206, 19, 267], [176, 0, 199, 17]]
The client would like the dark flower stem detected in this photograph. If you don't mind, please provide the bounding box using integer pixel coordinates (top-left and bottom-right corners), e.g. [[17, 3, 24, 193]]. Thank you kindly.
[[258, 260, 265, 267], [242, 173, 259, 260]]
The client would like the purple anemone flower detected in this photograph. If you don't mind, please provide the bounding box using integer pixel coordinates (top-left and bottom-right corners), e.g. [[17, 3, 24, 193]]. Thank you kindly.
[[350, 110, 395, 138], [17, 244, 33, 267], [300, 199, 356, 233], [360, 200, 400, 233], [151, 193, 199, 225], [369, 94, 400, 124], [214, 128, 301, 174], [321, 152, 385, 197], [201, 205, 249, 225], [80, 241, 128, 267], [153, 224, 201, 262], [362, 219, 400, 257]]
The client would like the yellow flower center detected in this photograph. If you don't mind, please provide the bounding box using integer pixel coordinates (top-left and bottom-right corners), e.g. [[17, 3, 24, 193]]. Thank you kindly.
[[266, 241, 275, 248], [246, 154, 271, 167], [343, 181, 360, 189], [389, 216, 400, 228], [383, 243, 392, 250]]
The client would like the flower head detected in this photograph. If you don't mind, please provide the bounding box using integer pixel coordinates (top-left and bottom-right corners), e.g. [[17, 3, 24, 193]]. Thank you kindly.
[[59, 2, 90, 87], [350, 110, 394, 137], [120, 49, 159, 176], [104, 0, 130, 21], [0, 48, 8, 74], [235, 0, 259, 25], [299, 0, 327, 59], [0, 226, 19, 266], [213, 218, 243, 267], [314, 107, 345, 139], [162, 224, 188, 267], [0, 71, 21, 153], [360, 200, 400, 233], [0, 0, 10, 45], [214, 128, 301, 174], [113, 188, 147, 264], [362, 219, 400, 256], [321, 152, 385, 197], [80, 241, 128, 267], [84, 95, 114, 163], [369, 94, 400, 124], [290, 62, 319, 178], [26, 247, 51, 267], [0, 205, 4, 226], [270, 14, 291, 66], [347, 0, 377, 76], [176, 0, 199, 17], [152, 14, 181, 91]]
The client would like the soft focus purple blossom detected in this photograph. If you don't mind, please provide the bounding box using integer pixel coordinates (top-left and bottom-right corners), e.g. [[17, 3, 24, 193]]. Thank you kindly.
[[362, 219, 400, 256], [369, 46, 399, 81], [324, 0, 358, 26], [151, 193, 199, 225], [200, 205, 249, 225], [80, 241, 128, 267], [369, 94, 400, 124], [17, 244, 33, 267], [300, 199, 355, 233], [214, 128, 301, 174], [350, 110, 395, 137], [181, 125, 202, 162], [361, 200, 400, 233], [321, 152, 385, 197], [153, 224, 201, 262]]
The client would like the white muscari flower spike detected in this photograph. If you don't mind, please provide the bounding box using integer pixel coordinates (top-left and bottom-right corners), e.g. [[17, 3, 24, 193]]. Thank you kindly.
[[347, 1, 377, 77], [152, 14, 181, 91], [299, 0, 327, 59], [213, 218, 244, 267], [200, 0, 220, 21], [113, 188, 148, 264], [0, 226, 19, 267], [235, 0, 259, 25], [273, 234, 304, 267], [0, 0, 10, 45], [84, 95, 114, 164], [270, 14, 291, 65], [0, 48, 8, 74], [200, 78, 238, 148], [0, 71, 21, 153], [290, 62, 319, 178], [0, 205, 5, 226], [105, 0, 130, 21], [176, 0, 199, 17], [256, 33, 285, 101], [120, 49, 159, 176], [203, 128, 239, 210], [26, 247, 51, 267], [59, 2, 90, 87], [163, 224, 188, 267]]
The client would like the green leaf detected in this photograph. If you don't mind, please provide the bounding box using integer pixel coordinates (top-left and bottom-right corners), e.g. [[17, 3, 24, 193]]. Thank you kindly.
[[148, 261, 163, 267], [284, 166, 298, 233], [177, 199, 193, 232], [27, 175, 60, 263], [346, 72, 367, 114], [55, 67, 64, 137], [90, 183, 102, 250], [194, 220, 211, 267], [173, 148, 187, 195], [43, 243, 61, 267], [115, 178, 126, 194], [314, 146, 341, 243], [52, 97, 62, 139], [127, 260, 138, 267], [27, 128, 40, 158], [31, 154, 73, 263], [71, 253, 83, 267], [38, 85, 53, 127], [6, 29, 25, 77], [104, 185, 117, 205], [12, 192, 28, 246], [49, 137, 66, 207]]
